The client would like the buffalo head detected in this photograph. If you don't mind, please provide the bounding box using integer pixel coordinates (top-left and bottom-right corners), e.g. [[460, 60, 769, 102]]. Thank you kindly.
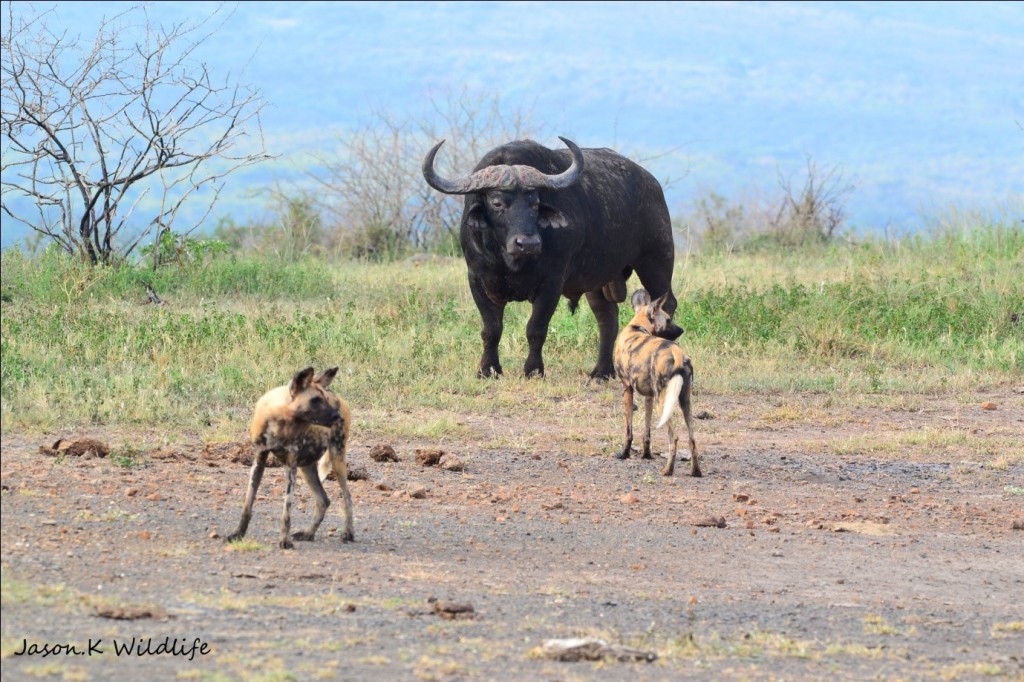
[[422, 137, 585, 267]]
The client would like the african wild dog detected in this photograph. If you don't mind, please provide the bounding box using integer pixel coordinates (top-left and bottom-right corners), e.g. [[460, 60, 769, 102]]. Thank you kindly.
[[613, 289, 700, 477], [226, 367, 354, 549]]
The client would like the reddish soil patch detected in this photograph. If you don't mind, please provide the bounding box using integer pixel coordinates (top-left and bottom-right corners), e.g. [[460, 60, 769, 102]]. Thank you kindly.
[[2, 389, 1022, 680]]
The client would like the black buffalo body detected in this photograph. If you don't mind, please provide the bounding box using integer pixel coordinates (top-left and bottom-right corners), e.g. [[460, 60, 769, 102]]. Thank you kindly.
[[423, 137, 677, 379]]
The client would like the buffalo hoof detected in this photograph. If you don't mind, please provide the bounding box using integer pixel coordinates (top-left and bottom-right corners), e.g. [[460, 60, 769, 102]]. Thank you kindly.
[[588, 366, 616, 381], [478, 365, 503, 378], [524, 363, 545, 378]]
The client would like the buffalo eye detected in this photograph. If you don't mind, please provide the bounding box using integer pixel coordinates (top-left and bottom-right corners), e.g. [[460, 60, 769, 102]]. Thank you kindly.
[[490, 198, 504, 209]]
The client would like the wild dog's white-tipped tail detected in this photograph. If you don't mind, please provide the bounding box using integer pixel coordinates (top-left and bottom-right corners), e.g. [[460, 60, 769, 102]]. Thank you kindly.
[[656, 374, 684, 429]]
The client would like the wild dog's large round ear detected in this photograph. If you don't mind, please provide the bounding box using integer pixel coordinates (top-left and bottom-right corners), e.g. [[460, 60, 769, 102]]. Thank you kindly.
[[651, 292, 670, 311], [289, 367, 315, 397], [631, 289, 651, 312], [315, 367, 339, 387]]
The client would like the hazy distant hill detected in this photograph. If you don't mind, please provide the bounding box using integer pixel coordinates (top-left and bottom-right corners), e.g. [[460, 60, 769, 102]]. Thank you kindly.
[[2, 1, 1021, 248]]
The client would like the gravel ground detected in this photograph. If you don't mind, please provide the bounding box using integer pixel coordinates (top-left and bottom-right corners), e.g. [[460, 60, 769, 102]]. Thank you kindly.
[[2, 389, 1022, 681]]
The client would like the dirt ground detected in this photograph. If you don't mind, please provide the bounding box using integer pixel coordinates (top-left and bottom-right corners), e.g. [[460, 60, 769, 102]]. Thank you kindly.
[[2, 387, 1023, 681]]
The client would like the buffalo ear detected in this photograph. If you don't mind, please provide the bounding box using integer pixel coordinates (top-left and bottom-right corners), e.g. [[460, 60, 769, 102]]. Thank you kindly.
[[289, 367, 315, 397], [630, 289, 651, 312], [466, 202, 487, 230], [315, 367, 338, 388], [538, 204, 568, 229]]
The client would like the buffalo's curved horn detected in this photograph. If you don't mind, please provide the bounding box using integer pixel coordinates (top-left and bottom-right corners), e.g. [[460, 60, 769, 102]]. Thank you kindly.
[[422, 137, 585, 195], [528, 136, 584, 190]]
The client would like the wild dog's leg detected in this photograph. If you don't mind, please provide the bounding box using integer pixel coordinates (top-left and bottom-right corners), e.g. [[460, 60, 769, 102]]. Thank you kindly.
[[616, 386, 635, 460], [584, 289, 620, 380], [662, 420, 679, 477], [523, 284, 561, 378], [681, 364, 700, 477], [279, 466, 297, 549], [293, 464, 330, 541], [469, 275, 505, 378], [226, 450, 269, 542], [641, 396, 654, 459], [328, 427, 355, 542]]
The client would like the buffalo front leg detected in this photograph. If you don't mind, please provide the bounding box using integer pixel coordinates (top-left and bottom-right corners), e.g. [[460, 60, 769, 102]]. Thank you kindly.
[[523, 287, 561, 378], [226, 450, 269, 542], [616, 386, 635, 460], [584, 289, 620, 380], [469, 276, 505, 378]]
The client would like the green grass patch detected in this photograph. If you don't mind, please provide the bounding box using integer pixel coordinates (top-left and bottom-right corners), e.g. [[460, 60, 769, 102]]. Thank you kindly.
[[2, 221, 1021, 434]]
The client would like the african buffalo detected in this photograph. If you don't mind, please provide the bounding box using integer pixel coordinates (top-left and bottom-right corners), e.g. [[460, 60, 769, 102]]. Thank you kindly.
[[422, 137, 677, 379]]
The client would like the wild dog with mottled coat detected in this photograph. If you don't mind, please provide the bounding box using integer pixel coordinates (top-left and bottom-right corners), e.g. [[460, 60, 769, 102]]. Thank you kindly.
[[226, 367, 354, 549], [613, 290, 700, 477]]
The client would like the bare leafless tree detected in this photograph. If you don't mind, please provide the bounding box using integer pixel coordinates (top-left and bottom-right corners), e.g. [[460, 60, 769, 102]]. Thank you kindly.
[[771, 153, 853, 244], [1, 2, 270, 264], [311, 87, 544, 257]]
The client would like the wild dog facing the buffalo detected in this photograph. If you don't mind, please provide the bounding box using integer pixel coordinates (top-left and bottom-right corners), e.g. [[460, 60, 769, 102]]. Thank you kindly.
[[226, 367, 354, 549], [613, 290, 699, 477]]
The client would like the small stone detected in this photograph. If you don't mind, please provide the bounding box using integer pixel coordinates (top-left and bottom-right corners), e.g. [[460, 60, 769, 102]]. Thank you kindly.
[[145, 492, 162, 502], [347, 466, 369, 481], [208, 530, 220, 539], [733, 493, 749, 502], [981, 402, 997, 410], [374, 482, 393, 492], [407, 484, 428, 499], [620, 492, 640, 504], [415, 449, 444, 467], [125, 488, 139, 498], [434, 601, 474, 620], [369, 444, 399, 462], [439, 454, 464, 472], [138, 530, 151, 540]]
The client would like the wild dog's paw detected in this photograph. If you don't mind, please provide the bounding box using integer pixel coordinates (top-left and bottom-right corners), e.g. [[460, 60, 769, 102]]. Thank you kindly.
[[224, 532, 244, 543], [615, 448, 632, 460], [279, 539, 294, 550], [341, 529, 354, 543], [291, 531, 315, 542]]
